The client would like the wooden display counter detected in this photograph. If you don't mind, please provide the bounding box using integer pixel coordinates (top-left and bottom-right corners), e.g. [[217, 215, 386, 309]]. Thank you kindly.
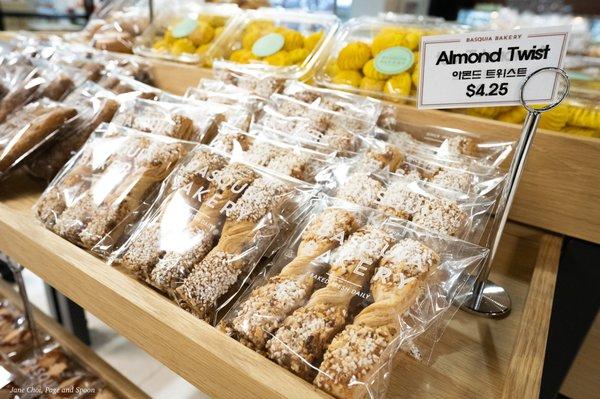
[[0, 278, 148, 399], [0, 172, 561, 399]]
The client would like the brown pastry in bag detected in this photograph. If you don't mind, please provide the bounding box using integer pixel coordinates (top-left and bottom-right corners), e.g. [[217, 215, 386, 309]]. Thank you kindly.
[[266, 227, 394, 380], [0, 72, 41, 123], [0, 105, 77, 174], [221, 208, 360, 352], [41, 75, 75, 101], [315, 239, 439, 399]]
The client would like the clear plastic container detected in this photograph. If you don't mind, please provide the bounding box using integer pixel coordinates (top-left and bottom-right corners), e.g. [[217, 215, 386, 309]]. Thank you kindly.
[[314, 16, 466, 102], [210, 7, 340, 80], [134, 3, 243, 65]]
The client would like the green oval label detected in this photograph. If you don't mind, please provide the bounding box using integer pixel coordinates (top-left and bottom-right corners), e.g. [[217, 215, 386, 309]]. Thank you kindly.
[[172, 18, 198, 38], [374, 46, 414, 75], [252, 33, 285, 57]]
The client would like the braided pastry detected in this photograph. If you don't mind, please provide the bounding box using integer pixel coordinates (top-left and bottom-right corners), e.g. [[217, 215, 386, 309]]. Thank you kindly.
[[337, 42, 371, 71], [148, 163, 256, 292], [221, 208, 360, 352], [266, 227, 394, 380], [315, 238, 439, 398], [175, 177, 292, 322]]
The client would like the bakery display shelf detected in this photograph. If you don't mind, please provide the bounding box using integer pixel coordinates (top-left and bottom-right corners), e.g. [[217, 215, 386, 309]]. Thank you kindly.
[[148, 60, 600, 245], [0, 278, 149, 399], [0, 172, 561, 399]]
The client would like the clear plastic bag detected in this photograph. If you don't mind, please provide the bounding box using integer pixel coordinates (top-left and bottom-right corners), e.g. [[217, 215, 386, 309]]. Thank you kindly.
[[213, 62, 287, 98], [107, 145, 315, 324], [0, 99, 79, 180], [187, 82, 265, 111], [317, 162, 495, 244], [282, 80, 383, 126], [82, 0, 150, 54], [35, 123, 194, 250], [25, 82, 120, 182], [376, 116, 515, 169], [111, 98, 216, 142], [210, 123, 332, 183], [98, 73, 160, 100], [134, 2, 243, 65], [210, 8, 340, 80], [221, 196, 488, 398]]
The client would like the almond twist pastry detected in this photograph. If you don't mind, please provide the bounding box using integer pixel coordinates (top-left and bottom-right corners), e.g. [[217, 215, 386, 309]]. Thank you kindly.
[[266, 227, 394, 380], [176, 177, 292, 322], [78, 140, 187, 248], [315, 239, 439, 398], [119, 150, 228, 278], [149, 163, 257, 293], [221, 208, 360, 352], [111, 101, 195, 140], [379, 178, 467, 236], [337, 172, 384, 209], [360, 143, 404, 173]]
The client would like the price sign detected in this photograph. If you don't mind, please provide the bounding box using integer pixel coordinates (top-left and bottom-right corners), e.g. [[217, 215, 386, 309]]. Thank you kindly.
[[417, 26, 570, 109]]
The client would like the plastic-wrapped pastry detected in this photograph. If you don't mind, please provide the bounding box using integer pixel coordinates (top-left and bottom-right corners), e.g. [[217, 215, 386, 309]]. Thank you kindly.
[[332, 70, 362, 87], [35, 124, 192, 250], [0, 99, 77, 178], [266, 226, 394, 380], [314, 238, 439, 398], [221, 206, 360, 351]]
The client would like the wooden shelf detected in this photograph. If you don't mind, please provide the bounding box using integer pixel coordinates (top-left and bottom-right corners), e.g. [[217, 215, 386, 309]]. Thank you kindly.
[[0, 173, 561, 399], [0, 278, 148, 399]]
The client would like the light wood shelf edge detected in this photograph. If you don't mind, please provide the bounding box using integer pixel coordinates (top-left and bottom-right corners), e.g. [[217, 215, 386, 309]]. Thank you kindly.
[[0, 279, 149, 399], [501, 233, 562, 399], [0, 194, 328, 399]]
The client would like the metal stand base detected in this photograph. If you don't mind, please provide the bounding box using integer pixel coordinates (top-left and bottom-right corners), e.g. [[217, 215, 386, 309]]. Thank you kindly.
[[460, 276, 511, 318]]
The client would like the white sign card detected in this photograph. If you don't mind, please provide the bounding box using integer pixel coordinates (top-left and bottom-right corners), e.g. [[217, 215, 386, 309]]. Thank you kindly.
[[417, 26, 571, 109]]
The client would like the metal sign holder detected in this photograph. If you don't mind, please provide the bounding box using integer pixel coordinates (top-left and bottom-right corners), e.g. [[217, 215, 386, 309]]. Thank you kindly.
[[461, 67, 570, 318]]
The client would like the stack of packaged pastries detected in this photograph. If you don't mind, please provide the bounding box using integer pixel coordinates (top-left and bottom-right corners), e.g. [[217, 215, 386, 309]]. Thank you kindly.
[[13, 32, 521, 399], [0, 299, 120, 398], [314, 16, 463, 102]]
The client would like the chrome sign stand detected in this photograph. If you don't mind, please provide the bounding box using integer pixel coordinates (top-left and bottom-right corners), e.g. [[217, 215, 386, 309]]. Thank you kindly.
[[462, 67, 570, 318]]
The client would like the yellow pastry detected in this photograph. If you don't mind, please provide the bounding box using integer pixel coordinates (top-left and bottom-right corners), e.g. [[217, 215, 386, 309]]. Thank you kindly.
[[214, 26, 224, 38], [170, 38, 196, 55], [189, 22, 215, 46], [196, 43, 211, 54], [242, 30, 263, 50], [561, 126, 600, 138], [567, 105, 600, 129], [152, 39, 169, 51], [282, 29, 304, 51], [288, 48, 309, 64], [371, 32, 406, 57], [404, 31, 421, 51], [332, 70, 362, 87], [466, 107, 502, 119], [264, 51, 291, 66], [337, 42, 371, 70], [230, 48, 255, 63], [198, 15, 227, 28], [497, 107, 526, 124], [411, 68, 419, 87], [164, 29, 175, 44], [362, 59, 389, 80], [360, 77, 385, 91], [304, 31, 323, 52], [538, 104, 569, 131], [325, 61, 340, 77], [383, 73, 411, 96]]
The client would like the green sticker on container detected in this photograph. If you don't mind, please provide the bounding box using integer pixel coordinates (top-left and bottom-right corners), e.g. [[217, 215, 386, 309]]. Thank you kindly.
[[374, 46, 414, 75], [252, 33, 285, 57], [172, 18, 198, 38]]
